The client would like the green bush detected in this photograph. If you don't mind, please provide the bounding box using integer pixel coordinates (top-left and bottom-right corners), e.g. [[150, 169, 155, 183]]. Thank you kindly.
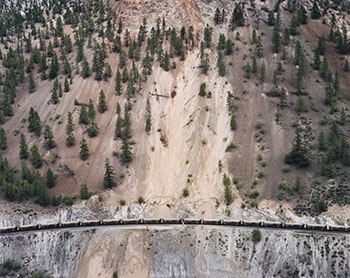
[[252, 229, 262, 243]]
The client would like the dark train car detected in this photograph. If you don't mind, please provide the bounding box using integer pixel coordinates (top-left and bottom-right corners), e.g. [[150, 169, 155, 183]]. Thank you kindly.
[[163, 218, 182, 225], [183, 219, 202, 225], [328, 225, 347, 232], [143, 218, 162, 225], [61, 221, 81, 228], [18, 224, 40, 231], [284, 222, 305, 229], [122, 219, 142, 225], [306, 224, 327, 231], [222, 219, 242, 226], [242, 221, 259, 227], [40, 222, 60, 230], [262, 221, 284, 228], [80, 220, 102, 227], [203, 219, 223, 225], [102, 219, 122, 225], [0, 226, 18, 234]]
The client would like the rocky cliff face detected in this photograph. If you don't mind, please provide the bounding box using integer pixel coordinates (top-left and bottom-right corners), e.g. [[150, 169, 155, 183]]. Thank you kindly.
[[1, 225, 350, 278]]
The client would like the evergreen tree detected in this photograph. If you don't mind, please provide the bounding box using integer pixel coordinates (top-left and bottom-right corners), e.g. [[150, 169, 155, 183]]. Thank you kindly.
[[252, 56, 258, 74], [79, 105, 89, 125], [199, 83, 206, 97], [115, 113, 123, 139], [260, 63, 266, 82], [43, 125, 56, 149], [120, 135, 132, 164], [204, 25, 212, 48], [19, 133, 29, 159], [0, 128, 7, 150], [230, 114, 237, 130], [28, 108, 41, 136], [29, 72, 35, 93], [313, 47, 321, 70], [217, 51, 226, 76], [66, 111, 75, 146], [311, 0, 321, 19], [81, 58, 90, 78], [35, 173, 50, 206], [145, 98, 151, 134], [285, 126, 310, 168], [255, 36, 263, 57], [122, 67, 129, 83], [49, 51, 59, 79], [103, 158, 116, 188], [214, 8, 222, 24], [98, 90, 108, 113], [230, 3, 245, 29], [79, 138, 89, 160], [318, 131, 327, 151], [115, 69, 122, 95], [268, 11, 275, 26], [64, 77, 69, 92], [340, 107, 346, 126], [30, 144, 43, 168], [225, 39, 233, 55], [272, 23, 280, 53], [46, 168, 56, 188]]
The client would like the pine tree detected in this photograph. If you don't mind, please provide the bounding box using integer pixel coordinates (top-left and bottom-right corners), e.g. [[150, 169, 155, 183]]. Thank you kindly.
[[30, 144, 43, 168], [81, 58, 90, 78], [318, 131, 327, 151], [230, 114, 237, 130], [260, 63, 266, 82], [199, 83, 206, 97], [115, 113, 123, 139], [204, 25, 212, 48], [163, 51, 170, 71], [225, 39, 233, 55], [285, 126, 310, 168], [120, 135, 132, 164], [268, 11, 275, 26], [145, 98, 151, 134], [103, 158, 116, 188], [46, 168, 56, 188], [43, 125, 56, 149], [217, 50, 226, 76], [98, 90, 108, 113], [252, 56, 257, 74], [214, 8, 222, 24], [51, 84, 59, 104], [66, 111, 75, 147], [0, 128, 7, 150], [19, 133, 29, 159], [88, 99, 96, 121], [49, 51, 59, 80], [79, 138, 89, 160], [79, 105, 89, 125], [122, 67, 129, 83], [340, 107, 346, 126], [28, 108, 41, 136], [35, 174, 50, 206], [272, 23, 280, 53], [311, 0, 321, 19], [29, 72, 35, 93], [115, 69, 122, 95], [313, 47, 321, 70], [64, 77, 69, 92]]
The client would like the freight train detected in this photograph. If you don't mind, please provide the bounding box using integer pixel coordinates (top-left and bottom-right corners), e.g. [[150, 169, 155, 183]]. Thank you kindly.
[[0, 219, 348, 234]]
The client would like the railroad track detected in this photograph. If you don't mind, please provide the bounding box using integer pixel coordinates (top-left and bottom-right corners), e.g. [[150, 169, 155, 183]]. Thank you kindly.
[[0, 219, 349, 235]]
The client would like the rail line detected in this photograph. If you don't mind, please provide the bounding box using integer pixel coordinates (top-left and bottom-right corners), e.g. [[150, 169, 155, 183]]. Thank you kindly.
[[0, 218, 349, 235]]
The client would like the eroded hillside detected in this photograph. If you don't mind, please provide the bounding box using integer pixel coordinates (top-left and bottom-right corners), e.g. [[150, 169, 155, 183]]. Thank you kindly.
[[0, 0, 349, 219]]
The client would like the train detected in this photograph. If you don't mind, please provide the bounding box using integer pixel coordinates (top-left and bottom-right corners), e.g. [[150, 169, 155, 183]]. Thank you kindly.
[[0, 219, 349, 235]]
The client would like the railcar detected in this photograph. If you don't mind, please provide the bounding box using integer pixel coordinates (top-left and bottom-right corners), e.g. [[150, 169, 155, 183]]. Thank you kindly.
[[61, 221, 81, 228], [262, 221, 284, 228], [163, 218, 182, 225], [40, 222, 60, 230], [80, 220, 102, 227], [328, 225, 347, 232], [143, 218, 162, 225], [0, 226, 18, 234], [18, 224, 40, 231], [183, 219, 202, 225], [102, 219, 122, 225], [242, 221, 259, 227], [306, 224, 327, 231], [122, 219, 142, 225], [222, 219, 243, 226], [284, 222, 305, 229]]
